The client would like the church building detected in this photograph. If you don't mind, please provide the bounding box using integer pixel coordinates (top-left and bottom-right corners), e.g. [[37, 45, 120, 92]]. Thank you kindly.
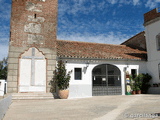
[[7, 0, 160, 98]]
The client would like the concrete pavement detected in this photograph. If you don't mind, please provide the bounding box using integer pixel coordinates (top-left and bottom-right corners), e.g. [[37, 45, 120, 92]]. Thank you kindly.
[[2, 95, 160, 120]]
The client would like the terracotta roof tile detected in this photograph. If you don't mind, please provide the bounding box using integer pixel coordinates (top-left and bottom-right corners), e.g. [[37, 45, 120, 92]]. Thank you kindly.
[[57, 40, 147, 60], [121, 31, 146, 51]]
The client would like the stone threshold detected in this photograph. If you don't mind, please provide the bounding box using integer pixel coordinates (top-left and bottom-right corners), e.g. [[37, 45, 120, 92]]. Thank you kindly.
[[11, 93, 54, 100]]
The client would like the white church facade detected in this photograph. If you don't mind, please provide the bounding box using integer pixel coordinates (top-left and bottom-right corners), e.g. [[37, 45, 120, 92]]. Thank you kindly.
[[7, 0, 160, 99], [57, 40, 147, 98], [58, 8, 160, 98]]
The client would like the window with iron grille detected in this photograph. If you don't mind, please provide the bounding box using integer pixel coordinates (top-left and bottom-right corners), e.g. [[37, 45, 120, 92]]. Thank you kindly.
[[74, 68, 82, 80]]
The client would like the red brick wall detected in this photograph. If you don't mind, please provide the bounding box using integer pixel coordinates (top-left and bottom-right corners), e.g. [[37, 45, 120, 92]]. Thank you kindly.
[[10, 0, 57, 48]]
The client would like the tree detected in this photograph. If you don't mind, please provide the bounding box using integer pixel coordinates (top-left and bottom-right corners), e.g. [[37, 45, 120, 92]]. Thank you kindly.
[[0, 58, 8, 80], [50, 60, 72, 93], [54, 60, 72, 90]]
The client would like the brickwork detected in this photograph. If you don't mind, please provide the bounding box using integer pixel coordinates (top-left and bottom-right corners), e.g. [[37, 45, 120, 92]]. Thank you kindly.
[[10, 0, 57, 48], [7, 0, 57, 93]]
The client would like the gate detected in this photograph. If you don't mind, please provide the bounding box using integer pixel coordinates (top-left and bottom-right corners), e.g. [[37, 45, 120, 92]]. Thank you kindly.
[[92, 64, 122, 96]]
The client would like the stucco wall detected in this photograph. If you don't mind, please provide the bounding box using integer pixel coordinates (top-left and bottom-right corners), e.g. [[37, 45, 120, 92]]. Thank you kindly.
[[145, 20, 160, 61], [147, 61, 159, 83], [65, 60, 147, 99], [145, 18, 160, 83]]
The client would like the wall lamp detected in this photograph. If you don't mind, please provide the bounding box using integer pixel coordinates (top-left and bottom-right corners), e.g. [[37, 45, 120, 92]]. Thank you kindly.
[[83, 62, 89, 74], [86, 62, 89, 68]]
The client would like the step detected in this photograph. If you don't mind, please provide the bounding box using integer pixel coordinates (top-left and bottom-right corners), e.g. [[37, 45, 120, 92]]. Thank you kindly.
[[11, 93, 55, 100]]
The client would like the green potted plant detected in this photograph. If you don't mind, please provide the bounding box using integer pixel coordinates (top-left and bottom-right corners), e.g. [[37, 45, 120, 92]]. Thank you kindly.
[[53, 60, 72, 99], [136, 86, 141, 94], [130, 74, 142, 94], [134, 74, 143, 94], [131, 85, 136, 95], [130, 73, 152, 94], [130, 79, 136, 95]]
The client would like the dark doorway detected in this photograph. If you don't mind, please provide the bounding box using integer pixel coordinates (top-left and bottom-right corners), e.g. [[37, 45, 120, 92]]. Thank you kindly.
[[92, 64, 122, 96]]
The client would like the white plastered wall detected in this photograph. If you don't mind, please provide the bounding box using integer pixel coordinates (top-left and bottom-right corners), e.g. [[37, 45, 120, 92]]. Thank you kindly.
[[65, 60, 146, 99], [0, 80, 6, 96], [145, 20, 160, 83]]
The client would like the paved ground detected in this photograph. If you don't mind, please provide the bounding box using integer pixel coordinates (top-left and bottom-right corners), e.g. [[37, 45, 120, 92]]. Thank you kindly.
[[2, 95, 160, 120], [0, 96, 5, 100]]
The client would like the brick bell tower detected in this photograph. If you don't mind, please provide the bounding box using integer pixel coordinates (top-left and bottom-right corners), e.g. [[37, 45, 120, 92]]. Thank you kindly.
[[7, 0, 57, 93]]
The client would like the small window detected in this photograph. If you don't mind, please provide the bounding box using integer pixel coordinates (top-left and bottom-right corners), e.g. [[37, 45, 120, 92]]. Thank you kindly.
[[74, 68, 82, 80], [158, 64, 160, 79], [156, 34, 160, 50], [34, 14, 37, 19]]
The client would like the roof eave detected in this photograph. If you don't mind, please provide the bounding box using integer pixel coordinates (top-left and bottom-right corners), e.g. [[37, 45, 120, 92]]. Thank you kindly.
[[57, 56, 147, 62]]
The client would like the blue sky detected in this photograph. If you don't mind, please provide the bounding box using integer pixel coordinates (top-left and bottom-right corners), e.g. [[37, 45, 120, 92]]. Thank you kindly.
[[0, 0, 160, 60]]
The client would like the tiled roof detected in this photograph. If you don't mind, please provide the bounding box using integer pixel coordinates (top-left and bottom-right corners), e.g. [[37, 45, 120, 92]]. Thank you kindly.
[[57, 40, 147, 61], [121, 31, 146, 51]]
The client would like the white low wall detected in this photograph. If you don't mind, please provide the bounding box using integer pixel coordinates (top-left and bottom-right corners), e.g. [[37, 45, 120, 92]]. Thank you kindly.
[[0, 95, 12, 120], [0, 80, 7, 96], [69, 84, 92, 99]]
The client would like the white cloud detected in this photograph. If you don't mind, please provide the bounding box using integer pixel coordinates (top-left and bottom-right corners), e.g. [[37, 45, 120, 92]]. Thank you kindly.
[[0, 26, 10, 45], [57, 32, 131, 45], [0, 1, 10, 61], [145, 0, 160, 9], [0, 1, 11, 20], [58, 0, 142, 18], [133, 0, 140, 6], [108, 0, 141, 6], [59, 0, 97, 16], [107, 0, 119, 5], [0, 44, 8, 61]]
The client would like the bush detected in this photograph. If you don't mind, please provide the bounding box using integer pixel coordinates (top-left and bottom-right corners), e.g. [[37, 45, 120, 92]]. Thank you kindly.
[[141, 73, 152, 94], [130, 73, 152, 93], [0, 58, 7, 80], [52, 60, 72, 91]]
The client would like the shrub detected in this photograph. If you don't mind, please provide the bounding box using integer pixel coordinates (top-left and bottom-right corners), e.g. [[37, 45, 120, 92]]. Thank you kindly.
[[0, 58, 7, 80], [52, 60, 72, 91], [130, 73, 152, 93]]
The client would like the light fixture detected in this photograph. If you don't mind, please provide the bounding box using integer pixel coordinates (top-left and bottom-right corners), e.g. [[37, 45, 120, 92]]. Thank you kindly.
[[83, 62, 89, 74], [86, 62, 89, 68]]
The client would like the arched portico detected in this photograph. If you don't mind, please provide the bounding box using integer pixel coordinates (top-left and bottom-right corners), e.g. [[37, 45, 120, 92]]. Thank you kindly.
[[92, 64, 122, 96]]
